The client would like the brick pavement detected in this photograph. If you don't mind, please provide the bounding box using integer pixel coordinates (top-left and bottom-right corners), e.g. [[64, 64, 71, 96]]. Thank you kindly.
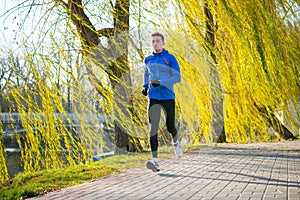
[[31, 140, 300, 200]]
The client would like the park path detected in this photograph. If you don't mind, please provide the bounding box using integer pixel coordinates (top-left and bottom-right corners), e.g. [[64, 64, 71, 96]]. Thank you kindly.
[[31, 140, 300, 200]]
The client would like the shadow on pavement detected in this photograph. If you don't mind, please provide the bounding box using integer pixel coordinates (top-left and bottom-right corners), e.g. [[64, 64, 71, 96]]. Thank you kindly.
[[204, 147, 300, 159], [157, 173, 300, 188]]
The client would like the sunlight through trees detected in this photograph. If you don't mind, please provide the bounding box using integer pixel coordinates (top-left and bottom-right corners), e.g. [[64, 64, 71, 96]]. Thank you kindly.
[[0, 0, 299, 182]]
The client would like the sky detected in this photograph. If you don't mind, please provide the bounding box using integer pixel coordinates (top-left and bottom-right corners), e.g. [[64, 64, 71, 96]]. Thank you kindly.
[[0, 0, 180, 53], [1, 0, 20, 50]]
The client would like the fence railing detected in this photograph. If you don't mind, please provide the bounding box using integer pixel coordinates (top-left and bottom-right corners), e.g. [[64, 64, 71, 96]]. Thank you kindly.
[[0, 113, 109, 124]]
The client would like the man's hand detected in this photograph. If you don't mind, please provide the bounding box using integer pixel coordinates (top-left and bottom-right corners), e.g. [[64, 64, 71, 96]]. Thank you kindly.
[[142, 88, 148, 96], [151, 80, 160, 87]]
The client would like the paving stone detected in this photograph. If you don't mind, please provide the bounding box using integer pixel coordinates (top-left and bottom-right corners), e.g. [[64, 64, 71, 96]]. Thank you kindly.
[[30, 140, 300, 200]]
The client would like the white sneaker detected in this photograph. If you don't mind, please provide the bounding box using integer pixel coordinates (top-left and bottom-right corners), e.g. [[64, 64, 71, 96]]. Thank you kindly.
[[146, 160, 160, 172], [173, 140, 183, 157]]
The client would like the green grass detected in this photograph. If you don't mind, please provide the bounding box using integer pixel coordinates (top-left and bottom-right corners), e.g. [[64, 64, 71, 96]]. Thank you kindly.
[[0, 160, 119, 200], [0, 145, 201, 200]]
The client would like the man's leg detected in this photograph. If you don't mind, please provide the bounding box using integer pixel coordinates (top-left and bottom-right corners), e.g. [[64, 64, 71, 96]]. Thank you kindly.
[[146, 99, 161, 171], [163, 100, 183, 157], [148, 100, 161, 158], [163, 100, 178, 140]]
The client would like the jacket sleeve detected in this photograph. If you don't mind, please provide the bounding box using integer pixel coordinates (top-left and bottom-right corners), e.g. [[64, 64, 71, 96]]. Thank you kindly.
[[160, 55, 181, 85], [143, 60, 150, 88]]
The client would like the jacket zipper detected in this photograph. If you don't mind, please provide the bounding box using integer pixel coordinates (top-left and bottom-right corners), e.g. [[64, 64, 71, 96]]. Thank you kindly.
[[156, 55, 160, 100]]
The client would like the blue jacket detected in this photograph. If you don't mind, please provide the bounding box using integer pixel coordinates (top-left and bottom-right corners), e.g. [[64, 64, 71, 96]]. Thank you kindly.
[[143, 49, 181, 100]]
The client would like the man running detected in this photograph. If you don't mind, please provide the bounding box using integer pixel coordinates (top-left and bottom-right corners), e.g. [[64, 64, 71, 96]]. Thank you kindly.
[[142, 31, 183, 172]]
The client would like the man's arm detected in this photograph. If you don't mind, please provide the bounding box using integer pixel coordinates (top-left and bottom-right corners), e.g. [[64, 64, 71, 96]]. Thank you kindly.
[[143, 63, 150, 89], [160, 55, 181, 85]]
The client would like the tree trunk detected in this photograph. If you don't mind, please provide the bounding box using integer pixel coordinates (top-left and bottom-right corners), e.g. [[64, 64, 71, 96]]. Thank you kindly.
[[204, 1, 226, 143], [114, 121, 129, 154], [66, 0, 142, 154], [255, 104, 296, 140]]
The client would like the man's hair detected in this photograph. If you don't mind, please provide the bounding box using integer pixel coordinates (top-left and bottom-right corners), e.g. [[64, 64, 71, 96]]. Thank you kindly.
[[151, 32, 164, 42]]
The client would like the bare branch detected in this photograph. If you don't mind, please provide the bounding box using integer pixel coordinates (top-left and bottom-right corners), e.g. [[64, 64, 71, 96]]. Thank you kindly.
[[128, 36, 144, 60], [67, 0, 100, 48], [55, 0, 68, 8], [97, 28, 114, 37], [109, 0, 114, 9]]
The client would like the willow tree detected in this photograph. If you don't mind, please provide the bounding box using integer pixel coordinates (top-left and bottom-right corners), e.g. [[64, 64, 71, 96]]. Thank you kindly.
[[176, 0, 299, 142], [60, 0, 138, 154], [1, 0, 159, 181], [0, 0, 133, 181]]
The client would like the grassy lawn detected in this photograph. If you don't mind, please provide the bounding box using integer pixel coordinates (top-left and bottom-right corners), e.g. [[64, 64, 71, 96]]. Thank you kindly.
[[0, 144, 202, 200]]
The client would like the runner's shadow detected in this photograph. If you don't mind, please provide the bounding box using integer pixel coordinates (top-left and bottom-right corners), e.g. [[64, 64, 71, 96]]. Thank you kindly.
[[158, 173, 181, 178], [157, 173, 299, 188]]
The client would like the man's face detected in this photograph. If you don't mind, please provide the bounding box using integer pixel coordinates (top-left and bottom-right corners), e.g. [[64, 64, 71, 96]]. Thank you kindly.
[[152, 36, 164, 53]]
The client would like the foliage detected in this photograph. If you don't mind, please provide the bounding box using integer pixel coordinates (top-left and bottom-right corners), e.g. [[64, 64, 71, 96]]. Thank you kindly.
[[0, 120, 9, 182], [176, 0, 300, 142]]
